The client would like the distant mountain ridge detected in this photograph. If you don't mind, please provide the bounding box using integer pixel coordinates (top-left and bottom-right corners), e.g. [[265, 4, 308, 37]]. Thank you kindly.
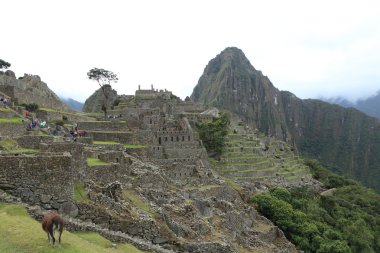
[[191, 47, 380, 192], [322, 91, 380, 119], [60, 97, 84, 111]]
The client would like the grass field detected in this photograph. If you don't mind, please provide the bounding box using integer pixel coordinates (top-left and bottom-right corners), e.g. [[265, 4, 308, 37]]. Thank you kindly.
[[87, 158, 111, 167], [0, 117, 24, 124], [0, 202, 145, 253]]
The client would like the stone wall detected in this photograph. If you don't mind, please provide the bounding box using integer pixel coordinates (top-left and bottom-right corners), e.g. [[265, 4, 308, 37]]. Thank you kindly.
[[17, 135, 54, 149], [40, 142, 86, 180], [0, 122, 27, 137], [83, 164, 132, 185], [78, 121, 128, 131], [87, 130, 133, 143], [0, 109, 15, 118], [0, 153, 73, 209], [0, 85, 16, 102], [174, 102, 206, 113], [36, 110, 94, 122]]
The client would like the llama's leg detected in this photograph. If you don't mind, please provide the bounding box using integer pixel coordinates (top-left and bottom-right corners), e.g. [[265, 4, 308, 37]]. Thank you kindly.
[[47, 232, 51, 245], [51, 230, 56, 248], [48, 232, 53, 246], [58, 231, 62, 248]]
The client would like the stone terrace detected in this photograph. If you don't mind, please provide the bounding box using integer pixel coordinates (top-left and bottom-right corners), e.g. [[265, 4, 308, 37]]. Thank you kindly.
[[215, 125, 312, 187]]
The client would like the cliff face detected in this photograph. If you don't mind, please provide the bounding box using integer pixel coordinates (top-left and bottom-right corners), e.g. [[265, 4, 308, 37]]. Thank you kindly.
[[191, 47, 290, 140], [82, 85, 118, 113], [0, 71, 71, 112], [191, 47, 380, 191]]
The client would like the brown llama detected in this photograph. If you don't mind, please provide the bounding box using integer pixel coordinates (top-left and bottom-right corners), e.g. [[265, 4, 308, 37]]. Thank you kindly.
[[41, 212, 64, 247]]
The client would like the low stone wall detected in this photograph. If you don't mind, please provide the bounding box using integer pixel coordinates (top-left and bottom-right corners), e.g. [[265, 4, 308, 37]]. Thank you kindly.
[[0, 153, 73, 209], [87, 150, 131, 166], [0, 122, 27, 137], [0, 110, 15, 118], [87, 130, 133, 143], [77, 137, 93, 144], [78, 121, 128, 131], [124, 147, 148, 158], [17, 135, 54, 149], [165, 148, 203, 159], [36, 110, 94, 122]]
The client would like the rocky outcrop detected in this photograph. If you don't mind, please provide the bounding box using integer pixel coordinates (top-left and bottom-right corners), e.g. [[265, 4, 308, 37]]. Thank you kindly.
[[191, 47, 380, 192], [0, 72, 71, 111], [82, 85, 118, 113]]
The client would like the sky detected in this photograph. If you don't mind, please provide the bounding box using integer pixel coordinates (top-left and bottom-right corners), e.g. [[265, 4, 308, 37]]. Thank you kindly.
[[1, 0, 380, 103]]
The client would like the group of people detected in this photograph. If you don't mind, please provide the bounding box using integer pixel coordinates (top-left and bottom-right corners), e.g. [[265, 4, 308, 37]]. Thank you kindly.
[[107, 114, 122, 119], [28, 118, 47, 129], [69, 123, 86, 141], [0, 96, 8, 107]]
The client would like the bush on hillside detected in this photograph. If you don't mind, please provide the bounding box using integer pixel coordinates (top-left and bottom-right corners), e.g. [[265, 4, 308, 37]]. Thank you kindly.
[[251, 161, 380, 253], [196, 113, 230, 158]]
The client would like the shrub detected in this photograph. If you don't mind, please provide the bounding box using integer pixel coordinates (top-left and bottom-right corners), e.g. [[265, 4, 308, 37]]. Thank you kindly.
[[20, 103, 39, 112]]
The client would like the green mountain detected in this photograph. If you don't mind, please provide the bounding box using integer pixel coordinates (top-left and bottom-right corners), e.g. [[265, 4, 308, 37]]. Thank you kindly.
[[356, 91, 380, 119], [191, 47, 380, 192]]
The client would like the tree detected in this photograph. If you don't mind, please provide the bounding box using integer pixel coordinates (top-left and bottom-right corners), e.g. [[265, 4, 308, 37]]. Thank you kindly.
[[0, 59, 11, 70], [87, 68, 118, 118], [196, 113, 230, 158]]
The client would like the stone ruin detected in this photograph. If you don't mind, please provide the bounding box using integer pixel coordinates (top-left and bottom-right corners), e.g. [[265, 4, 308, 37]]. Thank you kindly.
[[0, 85, 301, 253]]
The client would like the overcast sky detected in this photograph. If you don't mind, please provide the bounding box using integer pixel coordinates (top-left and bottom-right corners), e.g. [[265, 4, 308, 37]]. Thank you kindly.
[[2, 0, 380, 102]]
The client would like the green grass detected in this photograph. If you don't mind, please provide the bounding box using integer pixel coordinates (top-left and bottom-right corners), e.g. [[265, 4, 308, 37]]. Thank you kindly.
[[226, 179, 242, 191], [123, 144, 147, 148], [0, 117, 24, 123], [74, 182, 89, 203], [87, 158, 110, 167], [8, 148, 39, 153], [122, 190, 155, 215], [93, 141, 120, 145], [0, 202, 145, 253], [0, 139, 18, 149], [39, 108, 82, 117], [0, 107, 12, 112]]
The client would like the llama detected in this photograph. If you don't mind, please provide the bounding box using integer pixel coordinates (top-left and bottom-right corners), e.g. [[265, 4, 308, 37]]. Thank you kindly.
[[41, 212, 64, 247]]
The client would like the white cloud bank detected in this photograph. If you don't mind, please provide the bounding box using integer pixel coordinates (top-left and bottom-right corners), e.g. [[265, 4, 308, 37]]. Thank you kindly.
[[1, 0, 379, 102]]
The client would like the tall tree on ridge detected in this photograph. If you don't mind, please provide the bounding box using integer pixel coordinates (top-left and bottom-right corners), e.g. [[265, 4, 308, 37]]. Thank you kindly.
[[0, 59, 11, 70], [87, 68, 118, 119]]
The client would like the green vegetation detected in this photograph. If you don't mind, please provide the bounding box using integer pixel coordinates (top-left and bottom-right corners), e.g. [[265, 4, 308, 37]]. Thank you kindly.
[[20, 103, 39, 112], [0, 117, 24, 124], [196, 113, 230, 157], [251, 160, 380, 253], [123, 144, 146, 148], [87, 67, 118, 119], [0, 58, 11, 69], [87, 158, 110, 167], [0, 138, 17, 149], [93, 140, 120, 145], [0, 202, 144, 253], [0, 107, 11, 112], [74, 182, 89, 203], [122, 190, 155, 215]]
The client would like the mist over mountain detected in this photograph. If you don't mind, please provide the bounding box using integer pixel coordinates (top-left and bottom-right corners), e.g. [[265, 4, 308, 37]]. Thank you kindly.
[[192, 47, 380, 192], [60, 97, 84, 111], [322, 90, 380, 119]]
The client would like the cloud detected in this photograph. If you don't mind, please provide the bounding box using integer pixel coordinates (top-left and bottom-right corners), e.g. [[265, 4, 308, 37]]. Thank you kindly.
[[1, 0, 379, 102]]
